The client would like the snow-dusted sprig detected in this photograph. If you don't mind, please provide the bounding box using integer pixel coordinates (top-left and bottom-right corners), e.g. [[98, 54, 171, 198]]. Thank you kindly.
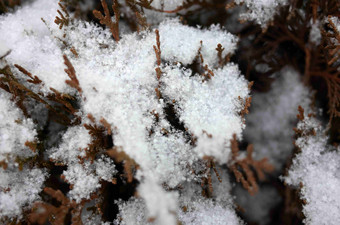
[[53, 17, 249, 223], [0, 0, 261, 224], [93, 0, 120, 42], [54, 0, 70, 30], [229, 134, 274, 195]]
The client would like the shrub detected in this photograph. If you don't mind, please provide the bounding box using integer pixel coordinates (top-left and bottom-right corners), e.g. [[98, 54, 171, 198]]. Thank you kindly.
[[0, 0, 339, 224]]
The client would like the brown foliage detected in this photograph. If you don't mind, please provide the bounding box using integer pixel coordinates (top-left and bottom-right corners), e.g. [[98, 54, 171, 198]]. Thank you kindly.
[[25, 141, 37, 153], [0, 160, 8, 169], [14, 64, 42, 85], [153, 29, 163, 99], [55, 1, 70, 30], [113, 0, 148, 32], [0, 58, 81, 127], [106, 147, 139, 183], [201, 156, 222, 197], [216, 43, 231, 67], [80, 114, 113, 163], [70, 47, 79, 58], [192, 40, 215, 81], [238, 96, 252, 123], [318, 16, 340, 121], [235, 1, 340, 124], [48, 88, 80, 118], [153, 29, 161, 67], [293, 106, 316, 138], [63, 54, 82, 95], [93, 0, 120, 42], [229, 134, 274, 195], [0, 65, 59, 120], [29, 187, 84, 225]]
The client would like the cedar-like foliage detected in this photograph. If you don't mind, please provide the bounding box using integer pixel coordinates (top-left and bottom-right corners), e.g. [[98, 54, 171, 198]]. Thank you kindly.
[[0, 63, 80, 125], [233, 0, 340, 122], [93, 0, 120, 42], [81, 114, 113, 163], [229, 134, 274, 195], [1, 0, 340, 224], [28, 187, 84, 225], [63, 55, 82, 95], [55, 1, 69, 30]]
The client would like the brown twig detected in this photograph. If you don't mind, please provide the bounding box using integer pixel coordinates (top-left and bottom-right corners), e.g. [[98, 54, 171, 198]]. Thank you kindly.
[[63, 55, 82, 95], [106, 146, 139, 183], [29, 188, 84, 225], [14, 64, 42, 84], [93, 0, 120, 42], [229, 134, 274, 195], [153, 29, 163, 99], [55, 1, 70, 30]]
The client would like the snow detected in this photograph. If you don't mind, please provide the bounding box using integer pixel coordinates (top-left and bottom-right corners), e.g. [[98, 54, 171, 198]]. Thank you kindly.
[[234, 185, 281, 224], [0, 91, 45, 219], [178, 198, 243, 225], [1, 0, 340, 224], [162, 64, 248, 163], [0, 0, 253, 223], [179, 169, 243, 225], [244, 67, 312, 171], [0, 91, 37, 162], [0, 168, 46, 219], [116, 168, 243, 225], [49, 126, 90, 164], [49, 125, 117, 202], [138, 177, 179, 225], [0, 0, 67, 93], [52, 17, 248, 210], [235, 0, 289, 26], [148, 0, 186, 11], [309, 20, 321, 45], [285, 115, 340, 225]]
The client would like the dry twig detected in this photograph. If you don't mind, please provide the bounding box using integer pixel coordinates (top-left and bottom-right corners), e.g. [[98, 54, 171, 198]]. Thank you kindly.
[[93, 0, 120, 42], [63, 54, 82, 95], [229, 134, 274, 195], [55, 1, 69, 30], [29, 188, 84, 225]]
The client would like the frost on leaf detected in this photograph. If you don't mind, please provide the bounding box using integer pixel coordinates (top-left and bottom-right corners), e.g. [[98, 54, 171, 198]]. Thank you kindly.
[[284, 109, 340, 225]]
